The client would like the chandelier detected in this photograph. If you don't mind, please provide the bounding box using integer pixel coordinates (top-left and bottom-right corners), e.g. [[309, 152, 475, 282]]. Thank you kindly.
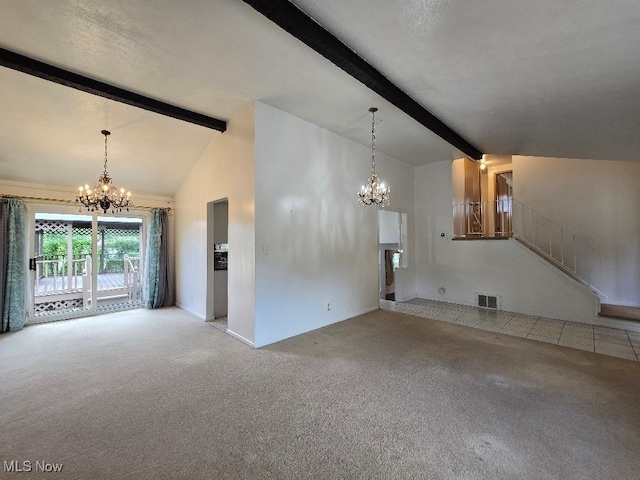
[[77, 130, 131, 213], [358, 107, 390, 206]]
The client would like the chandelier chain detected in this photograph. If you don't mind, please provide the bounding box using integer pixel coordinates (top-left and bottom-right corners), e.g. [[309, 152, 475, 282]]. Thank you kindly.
[[103, 134, 109, 174], [371, 108, 376, 175]]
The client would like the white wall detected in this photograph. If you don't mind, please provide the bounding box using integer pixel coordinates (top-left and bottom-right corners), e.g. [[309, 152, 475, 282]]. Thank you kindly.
[[415, 159, 600, 323], [174, 104, 255, 346], [513, 156, 640, 307], [379, 209, 400, 244], [253, 103, 415, 347]]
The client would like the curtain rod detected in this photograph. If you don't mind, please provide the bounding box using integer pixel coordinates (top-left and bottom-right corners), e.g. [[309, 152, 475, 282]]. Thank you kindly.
[[1, 195, 171, 212]]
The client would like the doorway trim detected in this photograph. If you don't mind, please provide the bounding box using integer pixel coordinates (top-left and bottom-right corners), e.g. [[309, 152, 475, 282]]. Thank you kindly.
[[206, 198, 229, 322]]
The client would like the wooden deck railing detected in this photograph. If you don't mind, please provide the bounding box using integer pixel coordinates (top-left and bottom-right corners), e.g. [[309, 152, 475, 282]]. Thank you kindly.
[[35, 256, 140, 306], [82, 255, 139, 307], [35, 257, 86, 294]]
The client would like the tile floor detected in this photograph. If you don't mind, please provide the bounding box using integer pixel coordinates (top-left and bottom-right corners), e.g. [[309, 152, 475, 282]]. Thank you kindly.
[[380, 298, 640, 362]]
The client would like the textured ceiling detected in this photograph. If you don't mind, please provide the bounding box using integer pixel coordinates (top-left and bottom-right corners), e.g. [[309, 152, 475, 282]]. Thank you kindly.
[[0, 0, 639, 197], [291, 0, 640, 161]]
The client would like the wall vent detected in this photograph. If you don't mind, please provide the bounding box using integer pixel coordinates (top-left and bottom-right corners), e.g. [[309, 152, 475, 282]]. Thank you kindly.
[[476, 293, 499, 310]]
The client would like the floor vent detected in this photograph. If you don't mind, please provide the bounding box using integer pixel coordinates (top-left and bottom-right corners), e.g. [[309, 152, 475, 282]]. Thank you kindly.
[[477, 294, 499, 310]]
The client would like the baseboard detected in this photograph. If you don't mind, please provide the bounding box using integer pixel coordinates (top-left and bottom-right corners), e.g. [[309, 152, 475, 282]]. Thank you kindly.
[[254, 305, 382, 348], [355, 305, 380, 316], [175, 303, 206, 321], [399, 294, 417, 302], [226, 329, 256, 348]]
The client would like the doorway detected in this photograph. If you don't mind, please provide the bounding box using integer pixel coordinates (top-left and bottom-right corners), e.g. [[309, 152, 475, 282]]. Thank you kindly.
[[206, 199, 228, 329], [31, 211, 144, 322], [495, 171, 513, 236], [378, 209, 407, 302], [381, 249, 400, 301], [452, 156, 513, 238]]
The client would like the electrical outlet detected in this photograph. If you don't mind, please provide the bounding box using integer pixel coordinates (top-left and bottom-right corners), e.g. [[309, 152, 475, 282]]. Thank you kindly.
[[438, 287, 446, 295]]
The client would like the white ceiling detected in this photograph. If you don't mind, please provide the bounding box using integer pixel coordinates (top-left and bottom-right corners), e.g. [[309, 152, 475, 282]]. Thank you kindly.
[[1, 0, 639, 197]]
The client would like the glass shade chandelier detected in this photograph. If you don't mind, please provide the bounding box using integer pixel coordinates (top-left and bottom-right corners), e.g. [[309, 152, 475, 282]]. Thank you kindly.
[[358, 107, 390, 206], [77, 130, 131, 213]]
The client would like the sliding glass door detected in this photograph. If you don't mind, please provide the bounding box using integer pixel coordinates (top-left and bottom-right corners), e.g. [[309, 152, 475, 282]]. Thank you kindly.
[[31, 210, 144, 323], [94, 216, 143, 311]]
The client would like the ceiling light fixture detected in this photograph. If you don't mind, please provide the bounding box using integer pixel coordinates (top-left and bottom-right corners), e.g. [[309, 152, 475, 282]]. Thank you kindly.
[[77, 130, 131, 213], [358, 107, 390, 206]]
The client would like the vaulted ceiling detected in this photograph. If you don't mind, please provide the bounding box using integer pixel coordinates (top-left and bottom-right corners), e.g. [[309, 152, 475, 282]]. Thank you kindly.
[[1, 0, 639, 197]]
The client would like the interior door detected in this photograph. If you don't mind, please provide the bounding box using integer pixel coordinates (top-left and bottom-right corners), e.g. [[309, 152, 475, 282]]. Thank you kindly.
[[495, 172, 513, 236]]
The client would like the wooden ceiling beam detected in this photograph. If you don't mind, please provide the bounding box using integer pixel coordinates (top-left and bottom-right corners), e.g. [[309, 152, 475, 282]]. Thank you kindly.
[[242, 0, 482, 159], [0, 47, 227, 133]]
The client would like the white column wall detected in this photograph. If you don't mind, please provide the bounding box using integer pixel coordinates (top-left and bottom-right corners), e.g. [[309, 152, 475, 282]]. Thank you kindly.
[[174, 103, 256, 346], [513, 155, 640, 307], [253, 102, 415, 347], [379, 209, 400, 244], [415, 160, 599, 323]]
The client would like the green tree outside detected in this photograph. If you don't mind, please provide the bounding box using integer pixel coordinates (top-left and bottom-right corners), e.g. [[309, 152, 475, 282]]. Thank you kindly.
[[40, 234, 139, 275]]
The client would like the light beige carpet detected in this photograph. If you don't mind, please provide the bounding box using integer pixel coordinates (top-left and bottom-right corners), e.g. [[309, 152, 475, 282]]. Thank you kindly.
[[1, 307, 639, 479]]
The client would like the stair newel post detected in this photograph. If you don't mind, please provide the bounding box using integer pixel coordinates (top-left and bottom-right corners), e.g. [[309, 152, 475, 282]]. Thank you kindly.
[[531, 208, 535, 246], [585, 244, 591, 288], [573, 234, 577, 275], [560, 227, 564, 265]]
